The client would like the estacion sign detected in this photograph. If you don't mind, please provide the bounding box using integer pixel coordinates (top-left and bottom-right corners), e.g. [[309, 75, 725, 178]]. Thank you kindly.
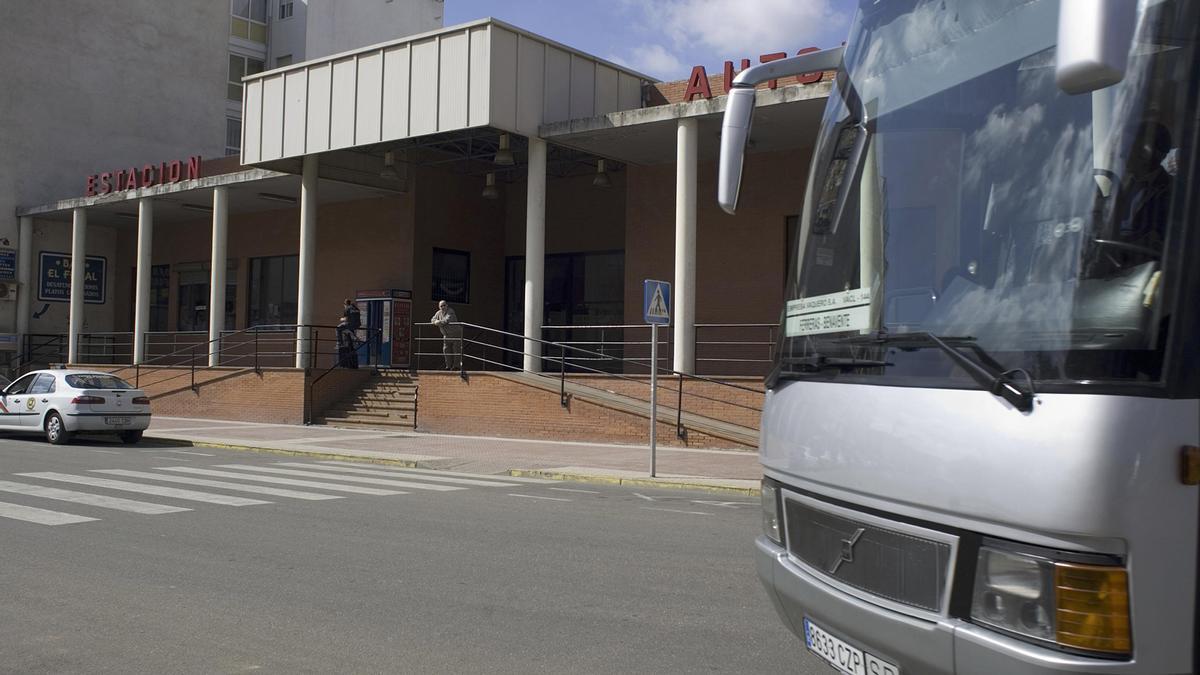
[[85, 155, 202, 197]]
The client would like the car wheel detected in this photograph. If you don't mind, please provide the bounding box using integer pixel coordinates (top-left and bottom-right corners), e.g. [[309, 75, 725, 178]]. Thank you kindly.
[[119, 430, 143, 444], [45, 412, 72, 445]]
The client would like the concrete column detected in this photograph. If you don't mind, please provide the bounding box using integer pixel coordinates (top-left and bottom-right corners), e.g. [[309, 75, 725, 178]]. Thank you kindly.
[[295, 154, 318, 368], [132, 200, 153, 364], [208, 188, 228, 367], [67, 208, 86, 364], [523, 137, 547, 373], [16, 216, 32, 359], [673, 118, 698, 375]]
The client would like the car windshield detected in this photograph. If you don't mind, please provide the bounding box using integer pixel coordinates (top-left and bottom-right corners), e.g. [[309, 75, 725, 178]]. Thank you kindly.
[[779, 0, 1198, 389], [66, 374, 133, 390]]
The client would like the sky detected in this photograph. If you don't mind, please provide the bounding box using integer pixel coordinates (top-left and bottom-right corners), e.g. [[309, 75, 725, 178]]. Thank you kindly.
[[443, 0, 860, 81]]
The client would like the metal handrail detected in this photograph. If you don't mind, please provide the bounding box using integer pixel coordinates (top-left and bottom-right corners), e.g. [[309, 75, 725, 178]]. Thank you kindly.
[[412, 321, 763, 441]]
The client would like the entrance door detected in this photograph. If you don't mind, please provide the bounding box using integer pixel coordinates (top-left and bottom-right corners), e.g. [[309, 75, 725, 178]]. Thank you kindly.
[[176, 262, 237, 332], [504, 252, 625, 371]]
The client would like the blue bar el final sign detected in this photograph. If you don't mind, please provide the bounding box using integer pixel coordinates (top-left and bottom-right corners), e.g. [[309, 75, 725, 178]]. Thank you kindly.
[[38, 252, 107, 304]]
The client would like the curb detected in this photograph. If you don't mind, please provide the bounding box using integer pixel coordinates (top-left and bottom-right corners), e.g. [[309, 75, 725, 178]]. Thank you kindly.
[[145, 435, 760, 495], [506, 469, 761, 496], [143, 436, 449, 469]]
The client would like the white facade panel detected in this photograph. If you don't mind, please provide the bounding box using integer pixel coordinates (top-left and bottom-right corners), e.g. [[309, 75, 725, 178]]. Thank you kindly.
[[306, 63, 333, 152], [438, 31, 470, 132], [515, 35, 545, 136], [355, 51, 384, 145], [569, 55, 595, 120], [240, 19, 654, 164], [618, 73, 643, 111], [543, 46, 570, 124], [469, 26, 494, 128], [283, 70, 309, 157], [594, 65, 619, 115], [260, 75, 286, 161], [243, 79, 264, 163], [410, 38, 439, 136], [381, 45, 411, 141], [329, 57, 358, 149]]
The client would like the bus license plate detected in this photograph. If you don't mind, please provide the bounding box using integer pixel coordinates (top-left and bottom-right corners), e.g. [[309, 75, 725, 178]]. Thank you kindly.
[[104, 416, 131, 425], [804, 618, 899, 675]]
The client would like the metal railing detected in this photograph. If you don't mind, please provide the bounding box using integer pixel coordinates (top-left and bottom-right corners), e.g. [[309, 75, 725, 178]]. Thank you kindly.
[[412, 321, 763, 441], [540, 323, 776, 376]]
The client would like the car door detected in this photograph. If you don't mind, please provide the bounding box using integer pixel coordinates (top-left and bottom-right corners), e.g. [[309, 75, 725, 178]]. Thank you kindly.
[[25, 373, 57, 429], [0, 373, 37, 429]]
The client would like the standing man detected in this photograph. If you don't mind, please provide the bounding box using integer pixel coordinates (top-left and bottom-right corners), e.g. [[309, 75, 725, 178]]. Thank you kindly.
[[430, 300, 462, 370]]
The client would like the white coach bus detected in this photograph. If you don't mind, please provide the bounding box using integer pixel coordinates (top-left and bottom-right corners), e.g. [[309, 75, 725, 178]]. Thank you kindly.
[[719, 1, 1199, 673]]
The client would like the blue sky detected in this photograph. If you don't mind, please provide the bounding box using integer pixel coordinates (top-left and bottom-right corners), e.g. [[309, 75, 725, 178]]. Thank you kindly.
[[443, 0, 859, 81]]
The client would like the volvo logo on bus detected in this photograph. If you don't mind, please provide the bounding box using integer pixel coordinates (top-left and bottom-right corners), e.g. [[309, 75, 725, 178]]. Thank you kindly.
[[828, 527, 865, 575]]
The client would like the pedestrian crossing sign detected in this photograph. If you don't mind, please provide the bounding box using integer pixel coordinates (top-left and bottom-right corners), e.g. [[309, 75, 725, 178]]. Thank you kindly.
[[643, 280, 671, 325]]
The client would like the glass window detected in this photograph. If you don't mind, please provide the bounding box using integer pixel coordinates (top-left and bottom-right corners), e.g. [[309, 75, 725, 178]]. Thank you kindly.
[[65, 374, 132, 390], [150, 265, 169, 332], [176, 261, 237, 332], [432, 248, 470, 304], [279, 1, 293, 20], [249, 255, 299, 327], [5, 374, 37, 395], [226, 118, 242, 156], [231, 0, 267, 43], [228, 54, 245, 101], [28, 374, 56, 395], [228, 55, 264, 102], [779, 0, 1200, 391], [275, 54, 292, 68]]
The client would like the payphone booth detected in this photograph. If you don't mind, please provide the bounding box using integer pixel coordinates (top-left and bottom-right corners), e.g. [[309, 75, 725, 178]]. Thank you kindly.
[[354, 289, 412, 369]]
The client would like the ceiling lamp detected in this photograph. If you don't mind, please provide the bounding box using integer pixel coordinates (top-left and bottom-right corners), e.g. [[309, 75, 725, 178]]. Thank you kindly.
[[592, 159, 612, 189], [481, 172, 499, 199], [494, 133, 515, 165], [380, 150, 398, 179]]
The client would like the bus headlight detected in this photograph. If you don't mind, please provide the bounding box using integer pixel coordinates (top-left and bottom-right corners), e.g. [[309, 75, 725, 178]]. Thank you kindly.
[[761, 479, 782, 545], [970, 544, 1130, 657]]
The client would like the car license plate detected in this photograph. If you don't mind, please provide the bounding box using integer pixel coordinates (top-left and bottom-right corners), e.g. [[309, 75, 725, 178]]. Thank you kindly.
[[804, 618, 899, 675], [104, 416, 131, 425]]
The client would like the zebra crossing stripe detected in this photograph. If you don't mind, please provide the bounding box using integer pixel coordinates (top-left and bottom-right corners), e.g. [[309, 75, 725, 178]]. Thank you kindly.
[[0, 480, 190, 515], [211, 465, 465, 492], [17, 473, 271, 506], [92, 470, 343, 501], [317, 461, 556, 484], [277, 462, 522, 487], [155, 467, 406, 495], [0, 500, 98, 525]]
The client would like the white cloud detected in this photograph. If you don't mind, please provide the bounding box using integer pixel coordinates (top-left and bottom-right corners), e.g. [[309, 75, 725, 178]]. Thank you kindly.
[[610, 43, 688, 80], [648, 0, 850, 58]]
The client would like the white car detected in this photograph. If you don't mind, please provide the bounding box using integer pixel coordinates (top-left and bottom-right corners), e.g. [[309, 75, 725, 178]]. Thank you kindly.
[[0, 369, 151, 445]]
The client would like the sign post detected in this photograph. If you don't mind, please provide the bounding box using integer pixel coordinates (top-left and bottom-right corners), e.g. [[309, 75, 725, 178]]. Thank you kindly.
[[643, 280, 671, 477]]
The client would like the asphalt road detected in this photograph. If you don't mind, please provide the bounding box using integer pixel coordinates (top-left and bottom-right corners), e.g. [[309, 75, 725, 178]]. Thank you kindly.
[[0, 435, 831, 674]]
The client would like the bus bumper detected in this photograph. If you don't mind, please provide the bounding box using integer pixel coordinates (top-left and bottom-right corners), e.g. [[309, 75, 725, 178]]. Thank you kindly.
[[756, 537, 1155, 674]]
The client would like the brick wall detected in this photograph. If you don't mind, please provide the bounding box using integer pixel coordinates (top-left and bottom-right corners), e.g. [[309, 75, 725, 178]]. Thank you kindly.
[[415, 372, 756, 449], [563, 374, 763, 430], [96, 365, 307, 424]]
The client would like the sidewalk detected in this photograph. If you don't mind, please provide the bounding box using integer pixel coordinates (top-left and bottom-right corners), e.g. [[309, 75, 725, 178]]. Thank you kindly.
[[144, 417, 764, 495]]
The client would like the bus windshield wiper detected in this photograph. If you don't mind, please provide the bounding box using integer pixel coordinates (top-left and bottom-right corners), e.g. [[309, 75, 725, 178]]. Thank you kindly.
[[837, 332, 1036, 413]]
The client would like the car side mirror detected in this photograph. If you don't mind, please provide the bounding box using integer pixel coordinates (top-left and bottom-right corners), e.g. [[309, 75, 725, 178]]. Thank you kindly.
[[1055, 0, 1137, 95]]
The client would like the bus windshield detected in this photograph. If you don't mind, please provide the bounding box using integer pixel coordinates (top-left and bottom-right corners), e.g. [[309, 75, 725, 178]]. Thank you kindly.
[[780, 0, 1198, 391]]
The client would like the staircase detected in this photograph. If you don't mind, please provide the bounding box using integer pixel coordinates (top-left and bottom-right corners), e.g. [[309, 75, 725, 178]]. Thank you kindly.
[[318, 371, 418, 429]]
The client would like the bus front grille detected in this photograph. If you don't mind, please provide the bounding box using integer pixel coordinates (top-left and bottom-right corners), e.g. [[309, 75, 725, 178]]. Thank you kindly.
[[783, 496, 955, 614]]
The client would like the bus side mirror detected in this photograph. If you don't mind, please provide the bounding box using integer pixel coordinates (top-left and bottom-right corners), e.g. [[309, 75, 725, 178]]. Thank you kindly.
[[718, 87, 757, 215], [1055, 0, 1137, 95], [717, 46, 845, 215]]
